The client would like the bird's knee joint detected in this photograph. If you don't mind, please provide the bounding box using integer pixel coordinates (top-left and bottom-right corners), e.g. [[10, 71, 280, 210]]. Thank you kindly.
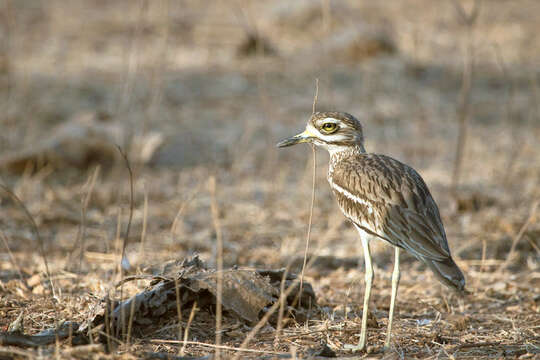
[[365, 270, 374, 283]]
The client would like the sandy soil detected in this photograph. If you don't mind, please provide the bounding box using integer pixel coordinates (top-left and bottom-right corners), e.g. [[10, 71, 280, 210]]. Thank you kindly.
[[0, 1, 539, 358]]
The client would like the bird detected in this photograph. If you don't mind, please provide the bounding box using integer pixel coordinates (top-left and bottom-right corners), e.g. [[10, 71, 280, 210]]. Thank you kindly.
[[277, 111, 465, 351]]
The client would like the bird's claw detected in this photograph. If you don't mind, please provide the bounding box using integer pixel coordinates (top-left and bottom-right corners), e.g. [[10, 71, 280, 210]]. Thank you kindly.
[[343, 343, 366, 352]]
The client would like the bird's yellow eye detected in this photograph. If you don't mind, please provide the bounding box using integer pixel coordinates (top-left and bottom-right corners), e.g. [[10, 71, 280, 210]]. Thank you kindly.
[[321, 122, 337, 133]]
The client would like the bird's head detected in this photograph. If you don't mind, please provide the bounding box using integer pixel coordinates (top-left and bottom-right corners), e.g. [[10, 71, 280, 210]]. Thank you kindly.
[[277, 111, 365, 153]]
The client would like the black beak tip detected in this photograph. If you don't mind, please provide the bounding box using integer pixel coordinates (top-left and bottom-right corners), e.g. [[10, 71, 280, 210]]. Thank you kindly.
[[276, 139, 293, 148]]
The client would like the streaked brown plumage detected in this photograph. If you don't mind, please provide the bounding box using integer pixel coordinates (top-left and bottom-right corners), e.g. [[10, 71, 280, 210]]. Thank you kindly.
[[277, 111, 465, 351], [329, 150, 464, 290]]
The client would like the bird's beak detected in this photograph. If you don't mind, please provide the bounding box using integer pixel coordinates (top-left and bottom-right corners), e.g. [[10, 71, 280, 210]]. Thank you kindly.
[[276, 129, 315, 148]]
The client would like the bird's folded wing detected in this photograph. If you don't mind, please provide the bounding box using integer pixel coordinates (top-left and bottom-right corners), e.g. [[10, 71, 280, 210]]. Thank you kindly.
[[330, 154, 451, 261]]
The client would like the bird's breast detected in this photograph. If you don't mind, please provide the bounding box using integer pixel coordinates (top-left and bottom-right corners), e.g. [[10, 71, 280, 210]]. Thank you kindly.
[[327, 175, 383, 234]]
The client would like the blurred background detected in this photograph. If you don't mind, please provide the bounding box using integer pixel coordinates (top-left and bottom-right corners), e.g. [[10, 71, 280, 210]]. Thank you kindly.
[[0, 0, 539, 355]]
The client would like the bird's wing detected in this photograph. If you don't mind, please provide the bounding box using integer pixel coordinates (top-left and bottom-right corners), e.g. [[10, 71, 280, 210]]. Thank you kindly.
[[329, 154, 451, 261]]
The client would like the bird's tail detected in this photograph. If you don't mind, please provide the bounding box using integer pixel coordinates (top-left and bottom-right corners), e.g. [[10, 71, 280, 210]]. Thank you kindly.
[[425, 257, 465, 292]]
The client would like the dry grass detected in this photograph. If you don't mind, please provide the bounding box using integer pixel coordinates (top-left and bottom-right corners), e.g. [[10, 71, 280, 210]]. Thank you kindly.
[[0, 0, 539, 359]]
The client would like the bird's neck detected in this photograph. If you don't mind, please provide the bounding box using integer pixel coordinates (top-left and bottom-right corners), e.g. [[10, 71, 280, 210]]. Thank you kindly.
[[328, 144, 366, 170], [328, 143, 366, 158]]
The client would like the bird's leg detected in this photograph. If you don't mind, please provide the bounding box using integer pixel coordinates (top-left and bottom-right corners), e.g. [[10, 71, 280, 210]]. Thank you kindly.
[[359, 237, 374, 350], [385, 246, 400, 350], [345, 236, 373, 351]]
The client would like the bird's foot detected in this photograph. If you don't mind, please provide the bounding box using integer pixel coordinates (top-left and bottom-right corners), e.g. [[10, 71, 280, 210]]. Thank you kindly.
[[384, 333, 395, 351], [344, 343, 384, 354], [343, 342, 366, 352]]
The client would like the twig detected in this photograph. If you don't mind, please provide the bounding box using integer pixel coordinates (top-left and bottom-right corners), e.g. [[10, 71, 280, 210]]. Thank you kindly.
[[174, 278, 182, 356], [492, 44, 525, 187], [498, 200, 539, 272], [274, 265, 290, 344], [96, 328, 125, 348], [170, 183, 203, 234], [116, 0, 147, 117], [144, 0, 170, 134], [180, 302, 198, 356], [312, 78, 319, 115], [0, 346, 35, 358], [152, 339, 287, 356], [115, 274, 156, 287], [0, 229, 23, 281], [0, 184, 56, 298], [0, 322, 82, 347], [299, 145, 316, 308], [104, 297, 113, 352], [62, 344, 103, 357], [231, 226, 342, 359], [299, 79, 319, 306], [137, 184, 149, 265], [232, 253, 322, 360], [115, 145, 135, 345], [234, 215, 346, 356], [451, 341, 501, 351], [450, 0, 480, 27], [116, 145, 134, 272], [114, 208, 123, 269], [74, 165, 101, 275], [209, 176, 223, 360], [126, 287, 137, 347], [526, 234, 540, 255], [450, 0, 480, 195]]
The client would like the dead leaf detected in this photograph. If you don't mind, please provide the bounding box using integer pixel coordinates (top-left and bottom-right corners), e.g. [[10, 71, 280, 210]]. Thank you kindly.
[[189, 269, 278, 323], [96, 256, 316, 333]]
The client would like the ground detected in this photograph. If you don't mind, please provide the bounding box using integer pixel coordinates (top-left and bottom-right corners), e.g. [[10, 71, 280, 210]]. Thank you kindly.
[[0, 0, 539, 359]]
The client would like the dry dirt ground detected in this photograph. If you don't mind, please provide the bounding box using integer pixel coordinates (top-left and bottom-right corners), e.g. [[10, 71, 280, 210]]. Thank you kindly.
[[0, 1, 539, 359]]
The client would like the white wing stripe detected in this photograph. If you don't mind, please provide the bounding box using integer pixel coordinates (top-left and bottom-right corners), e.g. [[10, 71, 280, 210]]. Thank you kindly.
[[328, 178, 374, 215]]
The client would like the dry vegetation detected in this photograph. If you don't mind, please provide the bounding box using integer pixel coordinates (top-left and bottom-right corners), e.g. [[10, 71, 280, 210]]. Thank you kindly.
[[0, 0, 539, 359]]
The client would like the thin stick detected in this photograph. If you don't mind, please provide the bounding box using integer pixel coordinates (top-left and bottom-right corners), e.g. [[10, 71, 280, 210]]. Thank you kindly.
[[526, 234, 540, 255], [299, 79, 319, 306], [480, 238, 487, 273], [76, 165, 101, 274], [1, 184, 62, 348], [153, 339, 286, 356], [232, 217, 344, 359], [450, 0, 480, 194], [299, 145, 316, 307], [274, 265, 290, 345], [170, 183, 202, 234], [180, 302, 198, 356], [232, 253, 322, 360], [137, 185, 149, 265], [116, 145, 134, 272], [174, 278, 183, 356], [113, 207, 123, 341], [498, 200, 539, 272], [312, 78, 319, 115], [0, 184, 56, 298], [104, 297, 113, 352], [125, 289, 137, 347], [115, 145, 135, 345], [0, 346, 35, 358], [114, 208, 123, 271], [209, 176, 223, 360], [0, 229, 23, 281], [231, 160, 345, 358]]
